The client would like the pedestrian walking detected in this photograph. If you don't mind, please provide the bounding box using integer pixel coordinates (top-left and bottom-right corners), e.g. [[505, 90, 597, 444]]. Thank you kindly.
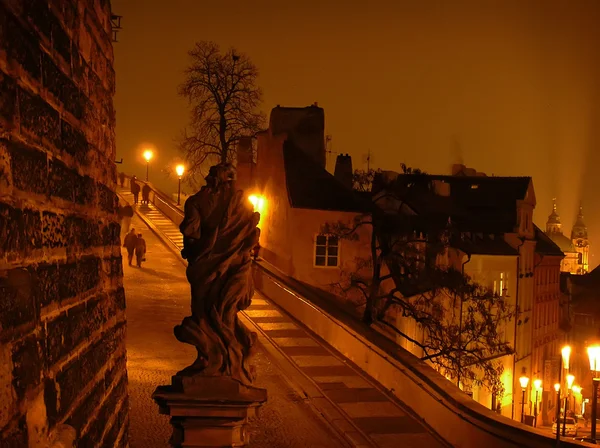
[[142, 184, 151, 205], [119, 204, 134, 236], [131, 176, 140, 205], [119, 172, 125, 188], [135, 233, 147, 268], [123, 229, 137, 266]]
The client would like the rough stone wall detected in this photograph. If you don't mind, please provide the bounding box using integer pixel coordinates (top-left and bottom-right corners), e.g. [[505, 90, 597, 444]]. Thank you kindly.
[[0, 0, 128, 446]]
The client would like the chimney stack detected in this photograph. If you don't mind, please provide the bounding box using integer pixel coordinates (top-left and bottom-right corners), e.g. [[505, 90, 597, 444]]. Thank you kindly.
[[334, 153, 353, 190]]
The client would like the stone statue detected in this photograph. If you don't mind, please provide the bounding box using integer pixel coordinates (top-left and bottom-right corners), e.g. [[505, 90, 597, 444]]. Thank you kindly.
[[176, 163, 260, 386]]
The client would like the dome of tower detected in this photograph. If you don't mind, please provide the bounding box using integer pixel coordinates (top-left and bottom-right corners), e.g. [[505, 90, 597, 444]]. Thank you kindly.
[[546, 198, 561, 233]]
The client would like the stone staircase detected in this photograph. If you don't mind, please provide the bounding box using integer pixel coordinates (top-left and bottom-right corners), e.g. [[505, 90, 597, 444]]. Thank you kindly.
[[117, 187, 184, 251]]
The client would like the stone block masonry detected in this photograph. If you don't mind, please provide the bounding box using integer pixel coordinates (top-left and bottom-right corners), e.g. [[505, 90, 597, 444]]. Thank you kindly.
[[0, 0, 128, 447]]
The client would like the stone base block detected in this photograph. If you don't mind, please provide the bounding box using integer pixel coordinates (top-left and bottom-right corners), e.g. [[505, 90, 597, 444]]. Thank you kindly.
[[153, 375, 267, 448]]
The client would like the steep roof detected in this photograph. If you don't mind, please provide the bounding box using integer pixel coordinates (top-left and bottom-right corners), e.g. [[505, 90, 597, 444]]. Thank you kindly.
[[547, 232, 576, 254], [282, 141, 370, 213], [453, 235, 519, 256], [377, 173, 531, 234], [534, 225, 565, 257]]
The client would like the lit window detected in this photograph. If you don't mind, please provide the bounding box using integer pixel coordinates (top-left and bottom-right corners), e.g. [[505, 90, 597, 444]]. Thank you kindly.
[[499, 273, 504, 296], [315, 235, 339, 267]]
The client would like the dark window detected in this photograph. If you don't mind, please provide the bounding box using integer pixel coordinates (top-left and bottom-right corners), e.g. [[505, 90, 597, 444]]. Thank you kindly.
[[315, 235, 339, 267]]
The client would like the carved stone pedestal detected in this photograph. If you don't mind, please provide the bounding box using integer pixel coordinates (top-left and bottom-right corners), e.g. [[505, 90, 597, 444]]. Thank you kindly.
[[153, 375, 267, 448]]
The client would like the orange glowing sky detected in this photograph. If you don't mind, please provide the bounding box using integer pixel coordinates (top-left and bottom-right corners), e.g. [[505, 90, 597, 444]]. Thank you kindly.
[[112, 0, 600, 267]]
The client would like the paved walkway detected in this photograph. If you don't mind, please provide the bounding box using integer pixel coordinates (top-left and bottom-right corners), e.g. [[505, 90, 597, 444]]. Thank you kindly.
[[118, 186, 183, 250], [124, 214, 347, 448]]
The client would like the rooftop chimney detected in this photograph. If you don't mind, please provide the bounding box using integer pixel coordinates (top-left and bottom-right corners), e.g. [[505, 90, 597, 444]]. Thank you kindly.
[[334, 154, 353, 190]]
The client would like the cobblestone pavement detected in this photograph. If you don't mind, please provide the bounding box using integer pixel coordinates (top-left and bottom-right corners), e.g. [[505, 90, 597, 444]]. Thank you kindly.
[[124, 214, 347, 448]]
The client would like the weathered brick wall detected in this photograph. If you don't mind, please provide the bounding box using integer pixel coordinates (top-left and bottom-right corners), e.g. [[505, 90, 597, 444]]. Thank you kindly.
[[0, 0, 128, 446]]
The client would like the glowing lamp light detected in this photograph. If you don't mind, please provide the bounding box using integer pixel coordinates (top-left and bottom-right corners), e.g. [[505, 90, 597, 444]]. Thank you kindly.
[[248, 194, 265, 213], [143, 149, 154, 162], [554, 383, 561, 392], [561, 345, 572, 370], [572, 385, 582, 395], [533, 379, 542, 391], [588, 345, 600, 374], [567, 374, 575, 389], [519, 376, 530, 390], [176, 164, 185, 177]]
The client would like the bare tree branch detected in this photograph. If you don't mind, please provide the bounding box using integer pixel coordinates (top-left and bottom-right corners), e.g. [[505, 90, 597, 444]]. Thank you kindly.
[[178, 41, 266, 184]]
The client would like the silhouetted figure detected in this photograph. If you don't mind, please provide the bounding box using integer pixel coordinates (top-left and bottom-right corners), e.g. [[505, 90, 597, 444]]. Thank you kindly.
[[131, 176, 141, 204], [119, 204, 134, 236], [135, 233, 146, 267], [119, 172, 125, 188], [123, 229, 138, 266], [142, 184, 151, 205]]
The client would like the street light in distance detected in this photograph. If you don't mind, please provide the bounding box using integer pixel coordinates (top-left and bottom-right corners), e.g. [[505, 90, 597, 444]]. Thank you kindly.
[[519, 376, 529, 423], [143, 149, 154, 181], [176, 164, 185, 205]]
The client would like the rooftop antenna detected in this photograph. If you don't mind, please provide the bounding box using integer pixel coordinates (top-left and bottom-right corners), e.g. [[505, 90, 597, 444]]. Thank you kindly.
[[325, 135, 337, 170], [362, 149, 375, 171], [110, 14, 123, 42]]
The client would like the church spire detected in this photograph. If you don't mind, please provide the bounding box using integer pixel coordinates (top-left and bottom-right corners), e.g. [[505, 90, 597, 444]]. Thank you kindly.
[[572, 202, 588, 239], [546, 198, 561, 234]]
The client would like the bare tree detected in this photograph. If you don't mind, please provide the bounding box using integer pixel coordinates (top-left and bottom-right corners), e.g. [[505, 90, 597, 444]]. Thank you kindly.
[[323, 168, 515, 395], [179, 41, 265, 183]]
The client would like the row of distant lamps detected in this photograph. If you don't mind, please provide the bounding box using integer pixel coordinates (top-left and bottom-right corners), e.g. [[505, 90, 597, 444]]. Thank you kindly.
[[521, 345, 600, 442], [141, 149, 185, 205]]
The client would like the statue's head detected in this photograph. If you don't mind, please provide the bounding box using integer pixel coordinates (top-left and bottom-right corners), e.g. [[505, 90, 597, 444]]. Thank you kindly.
[[205, 163, 235, 189]]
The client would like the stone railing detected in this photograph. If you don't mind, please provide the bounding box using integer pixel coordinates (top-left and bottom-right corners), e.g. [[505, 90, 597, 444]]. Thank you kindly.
[[119, 174, 184, 226], [252, 260, 591, 448]]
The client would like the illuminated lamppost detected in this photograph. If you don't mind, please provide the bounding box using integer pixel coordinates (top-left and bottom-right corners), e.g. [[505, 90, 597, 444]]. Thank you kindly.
[[533, 379, 542, 427], [175, 164, 185, 205], [572, 385, 582, 416], [563, 374, 575, 436], [556, 345, 571, 443], [143, 149, 153, 181], [519, 376, 530, 423], [587, 345, 600, 442], [554, 383, 561, 443]]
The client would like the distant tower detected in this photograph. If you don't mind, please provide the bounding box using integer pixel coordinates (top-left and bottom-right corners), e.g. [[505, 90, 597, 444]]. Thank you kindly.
[[546, 198, 561, 234], [571, 203, 589, 274]]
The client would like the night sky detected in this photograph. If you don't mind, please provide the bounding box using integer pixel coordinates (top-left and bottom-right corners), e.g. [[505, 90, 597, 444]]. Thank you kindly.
[[112, 0, 600, 267]]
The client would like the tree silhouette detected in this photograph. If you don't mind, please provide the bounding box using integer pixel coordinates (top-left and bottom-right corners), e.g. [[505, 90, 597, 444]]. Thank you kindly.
[[179, 41, 265, 184], [323, 168, 515, 394]]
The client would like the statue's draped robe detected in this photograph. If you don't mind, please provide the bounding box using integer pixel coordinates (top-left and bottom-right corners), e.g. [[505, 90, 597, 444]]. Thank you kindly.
[[176, 184, 260, 386]]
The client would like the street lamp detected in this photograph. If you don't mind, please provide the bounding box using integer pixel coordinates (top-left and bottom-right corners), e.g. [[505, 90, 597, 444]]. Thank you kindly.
[[555, 345, 571, 440], [587, 345, 600, 442], [176, 164, 185, 205], [555, 383, 561, 443], [533, 379, 542, 427], [143, 149, 153, 181], [563, 374, 575, 436], [572, 385, 582, 416], [519, 376, 529, 423]]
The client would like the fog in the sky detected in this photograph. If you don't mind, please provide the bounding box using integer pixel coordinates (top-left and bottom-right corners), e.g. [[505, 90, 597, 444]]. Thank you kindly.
[[112, 0, 600, 267]]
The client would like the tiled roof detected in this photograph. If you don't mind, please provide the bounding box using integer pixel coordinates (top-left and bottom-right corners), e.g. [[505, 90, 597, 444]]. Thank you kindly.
[[282, 141, 371, 213], [546, 231, 576, 254], [377, 174, 531, 234], [453, 235, 519, 256], [534, 225, 565, 256]]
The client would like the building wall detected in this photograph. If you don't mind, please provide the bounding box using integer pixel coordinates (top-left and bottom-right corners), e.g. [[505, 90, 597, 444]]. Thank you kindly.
[[463, 253, 519, 417], [0, 1, 128, 446], [290, 208, 371, 291], [561, 251, 579, 274], [532, 254, 562, 424], [250, 131, 294, 274]]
